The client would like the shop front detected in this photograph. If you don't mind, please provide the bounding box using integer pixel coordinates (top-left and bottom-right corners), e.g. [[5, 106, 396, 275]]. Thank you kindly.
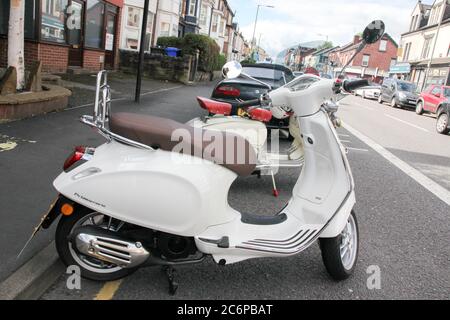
[[0, 0, 123, 73], [409, 58, 450, 90]]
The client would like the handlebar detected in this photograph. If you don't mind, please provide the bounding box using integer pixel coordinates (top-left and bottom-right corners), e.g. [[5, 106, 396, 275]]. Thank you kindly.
[[342, 79, 370, 92]]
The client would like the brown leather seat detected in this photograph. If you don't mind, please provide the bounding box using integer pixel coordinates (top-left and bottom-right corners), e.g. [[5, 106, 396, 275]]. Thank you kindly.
[[109, 112, 257, 176]]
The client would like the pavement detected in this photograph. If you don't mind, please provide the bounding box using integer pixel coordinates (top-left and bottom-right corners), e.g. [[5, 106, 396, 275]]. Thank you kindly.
[[1, 82, 449, 299]]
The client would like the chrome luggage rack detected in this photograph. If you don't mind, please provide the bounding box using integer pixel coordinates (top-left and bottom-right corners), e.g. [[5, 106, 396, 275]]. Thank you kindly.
[[80, 71, 154, 150]]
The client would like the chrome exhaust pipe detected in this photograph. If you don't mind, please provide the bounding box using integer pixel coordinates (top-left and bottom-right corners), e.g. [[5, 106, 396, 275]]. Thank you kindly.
[[71, 226, 150, 269]]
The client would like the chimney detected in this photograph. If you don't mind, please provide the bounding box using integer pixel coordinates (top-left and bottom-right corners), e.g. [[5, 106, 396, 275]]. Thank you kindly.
[[353, 35, 361, 45]]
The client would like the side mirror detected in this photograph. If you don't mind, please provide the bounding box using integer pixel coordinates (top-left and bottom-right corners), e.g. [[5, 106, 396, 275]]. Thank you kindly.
[[362, 20, 385, 44], [222, 61, 242, 79]]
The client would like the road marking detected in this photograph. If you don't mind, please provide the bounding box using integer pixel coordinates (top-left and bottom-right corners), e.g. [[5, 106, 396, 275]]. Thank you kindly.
[[344, 122, 450, 206], [339, 134, 350, 138], [359, 105, 374, 111], [340, 139, 351, 143], [384, 114, 429, 132], [69, 86, 183, 111], [346, 147, 369, 152], [94, 280, 123, 300]]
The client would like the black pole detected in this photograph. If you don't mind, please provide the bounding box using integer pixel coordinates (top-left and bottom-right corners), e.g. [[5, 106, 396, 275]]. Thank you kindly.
[[135, 0, 150, 103]]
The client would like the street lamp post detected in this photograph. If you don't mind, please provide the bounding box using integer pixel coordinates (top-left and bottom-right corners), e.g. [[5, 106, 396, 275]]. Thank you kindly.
[[251, 4, 274, 51]]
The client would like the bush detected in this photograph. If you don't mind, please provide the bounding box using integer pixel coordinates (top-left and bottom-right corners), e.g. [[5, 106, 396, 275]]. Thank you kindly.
[[157, 34, 223, 73], [157, 36, 183, 48]]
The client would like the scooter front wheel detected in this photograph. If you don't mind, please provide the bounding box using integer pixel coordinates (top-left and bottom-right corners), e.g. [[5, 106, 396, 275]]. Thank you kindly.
[[55, 209, 138, 282], [319, 210, 359, 280]]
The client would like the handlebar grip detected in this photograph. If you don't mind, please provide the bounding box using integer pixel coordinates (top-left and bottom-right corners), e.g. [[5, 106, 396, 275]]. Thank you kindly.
[[237, 99, 261, 108], [343, 79, 369, 92]]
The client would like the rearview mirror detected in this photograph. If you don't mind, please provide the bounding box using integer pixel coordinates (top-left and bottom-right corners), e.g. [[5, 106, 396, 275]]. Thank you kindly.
[[362, 20, 385, 44], [222, 61, 242, 79]]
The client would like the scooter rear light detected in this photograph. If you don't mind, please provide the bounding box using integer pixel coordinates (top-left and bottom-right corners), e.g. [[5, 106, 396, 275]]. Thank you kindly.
[[214, 85, 241, 97], [63, 146, 94, 172]]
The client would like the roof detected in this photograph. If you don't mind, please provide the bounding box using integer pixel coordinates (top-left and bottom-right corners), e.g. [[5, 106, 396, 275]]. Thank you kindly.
[[338, 33, 398, 53], [312, 46, 340, 56]]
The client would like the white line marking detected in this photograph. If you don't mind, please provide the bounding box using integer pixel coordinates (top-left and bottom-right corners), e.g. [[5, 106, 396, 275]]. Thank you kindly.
[[68, 86, 183, 110], [384, 114, 429, 132], [340, 139, 351, 143], [344, 122, 450, 206], [360, 105, 374, 111], [346, 147, 369, 152], [339, 134, 350, 137]]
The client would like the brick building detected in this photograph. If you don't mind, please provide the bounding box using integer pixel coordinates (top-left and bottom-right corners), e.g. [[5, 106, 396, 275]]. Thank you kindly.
[[0, 0, 124, 73], [329, 33, 398, 82]]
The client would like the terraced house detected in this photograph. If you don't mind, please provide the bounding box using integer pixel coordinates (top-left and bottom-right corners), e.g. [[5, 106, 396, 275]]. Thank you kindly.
[[399, 0, 450, 89]]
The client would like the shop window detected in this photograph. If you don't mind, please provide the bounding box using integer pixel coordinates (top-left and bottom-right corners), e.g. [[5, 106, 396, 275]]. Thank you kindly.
[[41, 0, 68, 43], [85, 0, 105, 49], [0, 1, 10, 35]]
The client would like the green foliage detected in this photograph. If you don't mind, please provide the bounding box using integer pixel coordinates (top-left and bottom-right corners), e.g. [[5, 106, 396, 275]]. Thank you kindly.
[[240, 57, 256, 65], [214, 54, 227, 71], [157, 34, 222, 72], [317, 41, 334, 50], [156, 36, 183, 48]]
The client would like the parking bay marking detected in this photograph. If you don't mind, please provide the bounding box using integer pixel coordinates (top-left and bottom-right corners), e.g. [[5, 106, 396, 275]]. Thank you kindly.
[[94, 280, 123, 300], [344, 122, 450, 206], [384, 114, 429, 133]]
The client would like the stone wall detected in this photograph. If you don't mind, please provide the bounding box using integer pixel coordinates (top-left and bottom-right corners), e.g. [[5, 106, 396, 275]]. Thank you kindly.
[[119, 50, 192, 84]]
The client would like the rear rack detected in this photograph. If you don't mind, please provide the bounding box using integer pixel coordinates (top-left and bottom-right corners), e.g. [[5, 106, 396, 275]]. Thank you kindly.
[[80, 71, 154, 151]]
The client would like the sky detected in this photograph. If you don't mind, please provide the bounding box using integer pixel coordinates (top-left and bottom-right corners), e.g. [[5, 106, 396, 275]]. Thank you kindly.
[[227, 0, 421, 58]]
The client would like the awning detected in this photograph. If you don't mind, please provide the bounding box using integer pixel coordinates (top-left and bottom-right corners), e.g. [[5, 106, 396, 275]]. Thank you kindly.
[[410, 57, 450, 67], [389, 63, 411, 74]]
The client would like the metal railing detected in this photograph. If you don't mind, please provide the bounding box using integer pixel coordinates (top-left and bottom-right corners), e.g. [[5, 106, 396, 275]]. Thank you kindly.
[[80, 71, 154, 151]]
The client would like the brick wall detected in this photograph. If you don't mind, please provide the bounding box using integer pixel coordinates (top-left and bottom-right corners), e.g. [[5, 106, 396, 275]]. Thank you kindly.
[[83, 50, 105, 71], [353, 36, 398, 72], [113, 8, 122, 69], [0, 38, 7, 68], [38, 43, 69, 73]]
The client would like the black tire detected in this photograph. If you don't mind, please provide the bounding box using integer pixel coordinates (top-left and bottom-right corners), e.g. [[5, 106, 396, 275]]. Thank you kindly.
[[415, 101, 424, 115], [319, 210, 359, 281], [436, 112, 450, 135], [378, 95, 383, 104], [390, 98, 397, 108], [55, 208, 138, 281]]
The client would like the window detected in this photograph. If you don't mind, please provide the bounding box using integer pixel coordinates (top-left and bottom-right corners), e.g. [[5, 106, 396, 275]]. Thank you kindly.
[[127, 6, 141, 28], [211, 14, 218, 33], [24, 0, 37, 39], [431, 86, 441, 96], [199, 4, 208, 25], [219, 20, 225, 36], [422, 36, 433, 59], [362, 54, 370, 67], [0, 2, 9, 35], [41, 0, 68, 43], [403, 42, 411, 61], [379, 40, 387, 52], [390, 58, 397, 68], [144, 12, 154, 51], [188, 1, 196, 16], [85, 0, 105, 49], [160, 22, 170, 37]]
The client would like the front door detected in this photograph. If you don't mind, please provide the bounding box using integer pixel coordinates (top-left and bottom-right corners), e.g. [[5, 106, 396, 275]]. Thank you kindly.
[[67, 0, 84, 67], [105, 12, 117, 69]]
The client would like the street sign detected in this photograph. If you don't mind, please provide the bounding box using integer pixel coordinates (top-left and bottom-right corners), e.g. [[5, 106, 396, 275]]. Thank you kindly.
[[389, 63, 411, 74]]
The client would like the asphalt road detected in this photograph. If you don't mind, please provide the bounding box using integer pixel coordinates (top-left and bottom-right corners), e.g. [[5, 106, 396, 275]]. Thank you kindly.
[[35, 87, 450, 300]]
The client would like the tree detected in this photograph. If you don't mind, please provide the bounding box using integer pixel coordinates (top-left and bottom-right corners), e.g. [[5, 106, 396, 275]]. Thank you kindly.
[[8, 0, 25, 90], [317, 41, 334, 51]]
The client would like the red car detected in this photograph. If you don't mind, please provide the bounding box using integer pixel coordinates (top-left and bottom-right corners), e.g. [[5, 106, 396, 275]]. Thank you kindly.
[[416, 85, 450, 115]]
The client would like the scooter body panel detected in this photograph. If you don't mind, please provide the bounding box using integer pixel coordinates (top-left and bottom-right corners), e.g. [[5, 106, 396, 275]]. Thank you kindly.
[[54, 141, 239, 236]]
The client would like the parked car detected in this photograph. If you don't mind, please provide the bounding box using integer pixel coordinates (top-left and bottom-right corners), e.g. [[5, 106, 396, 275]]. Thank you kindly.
[[378, 78, 419, 109], [436, 100, 450, 135], [211, 63, 295, 130], [354, 84, 381, 100], [416, 85, 450, 115]]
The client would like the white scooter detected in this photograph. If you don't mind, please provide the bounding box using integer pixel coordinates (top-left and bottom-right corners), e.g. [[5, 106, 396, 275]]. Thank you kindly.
[[25, 21, 385, 295]]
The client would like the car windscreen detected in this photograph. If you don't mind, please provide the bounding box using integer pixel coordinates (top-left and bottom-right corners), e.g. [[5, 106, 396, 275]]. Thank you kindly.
[[444, 88, 450, 97], [398, 82, 417, 93], [243, 67, 291, 88]]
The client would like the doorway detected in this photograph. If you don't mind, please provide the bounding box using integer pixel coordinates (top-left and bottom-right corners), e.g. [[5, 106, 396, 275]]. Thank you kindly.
[[105, 10, 117, 69], [67, 0, 84, 67]]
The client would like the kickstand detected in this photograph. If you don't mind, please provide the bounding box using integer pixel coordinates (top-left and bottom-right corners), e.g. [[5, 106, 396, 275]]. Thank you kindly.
[[163, 266, 179, 296], [270, 170, 279, 197]]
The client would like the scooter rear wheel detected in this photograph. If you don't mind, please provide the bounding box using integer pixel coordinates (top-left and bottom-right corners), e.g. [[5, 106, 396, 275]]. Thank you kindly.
[[319, 210, 359, 280], [55, 208, 138, 282]]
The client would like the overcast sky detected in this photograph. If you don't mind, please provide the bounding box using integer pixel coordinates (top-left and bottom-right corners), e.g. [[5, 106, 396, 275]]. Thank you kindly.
[[227, 0, 420, 57]]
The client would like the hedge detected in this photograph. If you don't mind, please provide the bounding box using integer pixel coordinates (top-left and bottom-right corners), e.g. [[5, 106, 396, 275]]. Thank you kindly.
[[157, 34, 223, 72]]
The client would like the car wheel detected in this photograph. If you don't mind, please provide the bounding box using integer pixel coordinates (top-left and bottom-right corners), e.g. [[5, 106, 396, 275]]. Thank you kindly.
[[390, 98, 397, 108], [378, 95, 383, 104], [415, 101, 424, 115], [436, 112, 450, 134]]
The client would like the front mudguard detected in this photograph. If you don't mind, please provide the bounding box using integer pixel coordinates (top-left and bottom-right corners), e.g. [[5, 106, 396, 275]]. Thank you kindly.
[[319, 191, 356, 238]]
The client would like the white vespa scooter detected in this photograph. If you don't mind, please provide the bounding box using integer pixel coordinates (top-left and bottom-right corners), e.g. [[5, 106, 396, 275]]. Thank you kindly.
[[26, 21, 385, 295]]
